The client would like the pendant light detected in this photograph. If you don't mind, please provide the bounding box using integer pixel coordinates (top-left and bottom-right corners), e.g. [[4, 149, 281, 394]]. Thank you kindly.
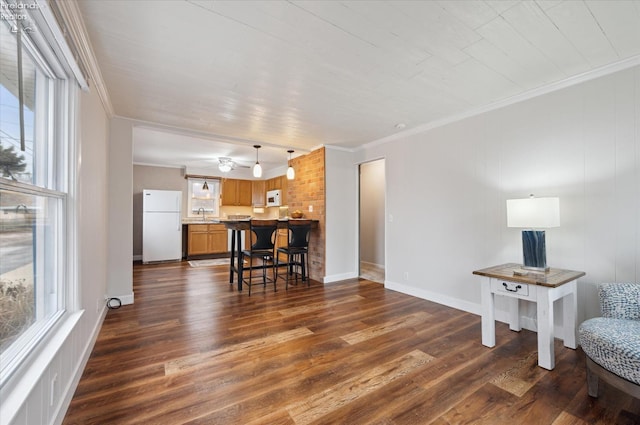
[[252, 145, 262, 178], [286, 150, 295, 180], [202, 180, 209, 191]]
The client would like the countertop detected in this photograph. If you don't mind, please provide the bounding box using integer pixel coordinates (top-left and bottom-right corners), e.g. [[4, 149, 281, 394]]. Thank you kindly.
[[182, 218, 224, 224], [182, 217, 315, 225]]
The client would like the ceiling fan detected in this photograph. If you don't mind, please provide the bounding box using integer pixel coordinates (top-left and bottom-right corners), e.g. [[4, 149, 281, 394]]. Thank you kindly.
[[218, 157, 250, 173]]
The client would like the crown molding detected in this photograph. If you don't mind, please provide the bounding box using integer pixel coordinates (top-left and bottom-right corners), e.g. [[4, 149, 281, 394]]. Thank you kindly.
[[52, 0, 114, 116], [324, 144, 357, 153], [120, 115, 313, 153], [132, 162, 184, 169], [363, 55, 640, 150]]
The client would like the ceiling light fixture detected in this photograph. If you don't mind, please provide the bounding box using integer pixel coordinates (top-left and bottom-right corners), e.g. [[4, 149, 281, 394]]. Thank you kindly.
[[218, 157, 233, 173], [286, 150, 295, 180], [202, 180, 209, 191], [252, 145, 262, 178]]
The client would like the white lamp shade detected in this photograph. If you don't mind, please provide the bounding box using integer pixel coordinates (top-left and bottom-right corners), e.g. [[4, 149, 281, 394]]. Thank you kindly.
[[286, 166, 295, 180], [253, 162, 262, 178], [506, 197, 560, 228]]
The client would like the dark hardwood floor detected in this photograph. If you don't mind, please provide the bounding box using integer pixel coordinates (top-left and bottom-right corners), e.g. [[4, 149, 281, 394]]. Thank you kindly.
[[63, 261, 640, 424]]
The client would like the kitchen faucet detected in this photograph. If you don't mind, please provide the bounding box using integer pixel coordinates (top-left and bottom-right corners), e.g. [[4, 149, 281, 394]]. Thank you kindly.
[[197, 207, 206, 221], [16, 204, 28, 214]]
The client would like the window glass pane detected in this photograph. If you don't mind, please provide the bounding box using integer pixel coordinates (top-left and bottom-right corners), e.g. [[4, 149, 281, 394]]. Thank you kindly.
[[188, 179, 219, 216], [0, 188, 60, 354], [0, 12, 67, 383], [0, 21, 48, 187]]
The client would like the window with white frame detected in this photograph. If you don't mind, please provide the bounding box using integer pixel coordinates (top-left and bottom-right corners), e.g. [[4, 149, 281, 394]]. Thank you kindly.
[[0, 4, 74, 385], [187, 178, 220, 217]]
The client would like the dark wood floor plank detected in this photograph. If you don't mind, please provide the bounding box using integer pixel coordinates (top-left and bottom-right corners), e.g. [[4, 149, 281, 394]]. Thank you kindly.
[[438, 382, 519, 425], [62, 261, 640, 425]]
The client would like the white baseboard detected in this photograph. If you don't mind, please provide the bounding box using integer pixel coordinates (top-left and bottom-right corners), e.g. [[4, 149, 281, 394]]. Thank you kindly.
[[385, 280, 481, 315], [107, 292, 134, 306], [132, 254, 142, 261], [384, 280, 571, 337], [323, 271, 358, 283]]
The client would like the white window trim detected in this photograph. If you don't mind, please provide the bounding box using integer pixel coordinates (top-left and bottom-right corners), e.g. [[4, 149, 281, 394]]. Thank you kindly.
[[187, 178, 220, 217], [0, 1, 80, 390]]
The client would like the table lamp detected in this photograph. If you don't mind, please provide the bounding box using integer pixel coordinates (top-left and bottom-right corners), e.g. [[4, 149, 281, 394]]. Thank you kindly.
[[506, 195, 560, 272]]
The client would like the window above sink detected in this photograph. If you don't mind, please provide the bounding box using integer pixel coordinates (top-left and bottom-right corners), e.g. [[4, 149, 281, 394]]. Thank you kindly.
[[187, 178, 220, 218]]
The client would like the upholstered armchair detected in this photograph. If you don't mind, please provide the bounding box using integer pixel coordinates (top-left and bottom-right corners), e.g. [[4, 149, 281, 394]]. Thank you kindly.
[[578, 283, 640, 398]]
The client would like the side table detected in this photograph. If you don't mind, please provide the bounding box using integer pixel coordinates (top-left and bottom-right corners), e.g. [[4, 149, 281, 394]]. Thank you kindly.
[[473, 263, 585, 370]]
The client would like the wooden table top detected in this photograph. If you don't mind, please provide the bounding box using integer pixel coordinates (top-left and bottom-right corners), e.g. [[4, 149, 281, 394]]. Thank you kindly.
[[472, 263, 586, 288], [223, 219, 319, 230]]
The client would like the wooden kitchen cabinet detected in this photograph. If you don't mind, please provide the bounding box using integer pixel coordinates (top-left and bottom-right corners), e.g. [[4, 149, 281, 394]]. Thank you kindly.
[[252, 180, 266, 206], [187, 224, 228, 256], [221, 178, 252, 206], [220, 179, 236, 205], [264, 175, 288, 205], [265, 176, 279, 192], [276, 229, 289, 262], [280, 176, 288, 205], [188, 225, 209, 255], [208, 229, 228, 253]]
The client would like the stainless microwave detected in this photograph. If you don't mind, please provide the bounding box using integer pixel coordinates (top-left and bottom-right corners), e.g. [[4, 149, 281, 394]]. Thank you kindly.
[[266, 189, 281, 207]]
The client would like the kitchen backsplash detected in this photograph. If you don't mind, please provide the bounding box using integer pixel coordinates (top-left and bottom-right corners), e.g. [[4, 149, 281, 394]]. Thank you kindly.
[[218, 205, 281, 219]]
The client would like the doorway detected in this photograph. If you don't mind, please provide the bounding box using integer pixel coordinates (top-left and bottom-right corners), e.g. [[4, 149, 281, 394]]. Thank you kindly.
[[359, 159, 385, 283]]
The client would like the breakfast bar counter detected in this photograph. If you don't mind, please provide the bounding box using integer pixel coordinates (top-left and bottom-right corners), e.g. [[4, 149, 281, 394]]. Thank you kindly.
[[223, 219, 319, 291]]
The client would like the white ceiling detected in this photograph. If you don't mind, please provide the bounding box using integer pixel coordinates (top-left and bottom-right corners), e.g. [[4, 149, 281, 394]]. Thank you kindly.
[[77, 0, 640, 172]]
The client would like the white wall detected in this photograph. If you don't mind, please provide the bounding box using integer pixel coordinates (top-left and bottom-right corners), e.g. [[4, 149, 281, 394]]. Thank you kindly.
[[327, 65, 640, 325], [78, 88, 110, 319], [107, 118, 134, 304], [2, 86, 110, 425], [132, 165, 187, 258], [324, 147, 358, 282], [359, 159, 385, 266]]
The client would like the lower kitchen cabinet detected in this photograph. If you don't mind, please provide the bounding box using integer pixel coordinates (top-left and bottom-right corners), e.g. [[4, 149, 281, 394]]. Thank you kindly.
[[187, 224, 228, 256], [276, 229, 289, 262]]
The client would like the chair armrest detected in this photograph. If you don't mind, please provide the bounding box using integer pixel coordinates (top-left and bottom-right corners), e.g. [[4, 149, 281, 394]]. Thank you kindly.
[[599, 283, 640, 320]]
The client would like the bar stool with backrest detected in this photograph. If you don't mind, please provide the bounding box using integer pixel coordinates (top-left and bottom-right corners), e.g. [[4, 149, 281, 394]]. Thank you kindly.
[[276, 219, 312, 289], [239, 219, 278, 296]]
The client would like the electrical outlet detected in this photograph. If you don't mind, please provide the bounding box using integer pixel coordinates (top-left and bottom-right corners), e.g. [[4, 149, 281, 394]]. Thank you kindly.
[[308, 205, 313, 212]]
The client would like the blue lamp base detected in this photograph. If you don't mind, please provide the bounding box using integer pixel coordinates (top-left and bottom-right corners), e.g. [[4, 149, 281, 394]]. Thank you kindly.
[[522, 230, 549, 272]]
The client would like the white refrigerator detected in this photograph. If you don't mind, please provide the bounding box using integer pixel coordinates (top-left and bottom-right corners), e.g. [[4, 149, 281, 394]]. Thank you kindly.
[[142, 189, 182, 263]]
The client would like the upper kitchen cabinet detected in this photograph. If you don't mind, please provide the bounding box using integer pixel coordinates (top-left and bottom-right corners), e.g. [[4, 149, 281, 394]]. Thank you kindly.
[[252, 180, 266, 206], [265, 176, 288, 205], [221, 178, 252, 206], [280, 177, 288, 205], [265, 176, 280, 192]]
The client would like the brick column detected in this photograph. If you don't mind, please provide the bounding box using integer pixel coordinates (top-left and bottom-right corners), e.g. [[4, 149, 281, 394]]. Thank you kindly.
[[287, 147, 325, 280]]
